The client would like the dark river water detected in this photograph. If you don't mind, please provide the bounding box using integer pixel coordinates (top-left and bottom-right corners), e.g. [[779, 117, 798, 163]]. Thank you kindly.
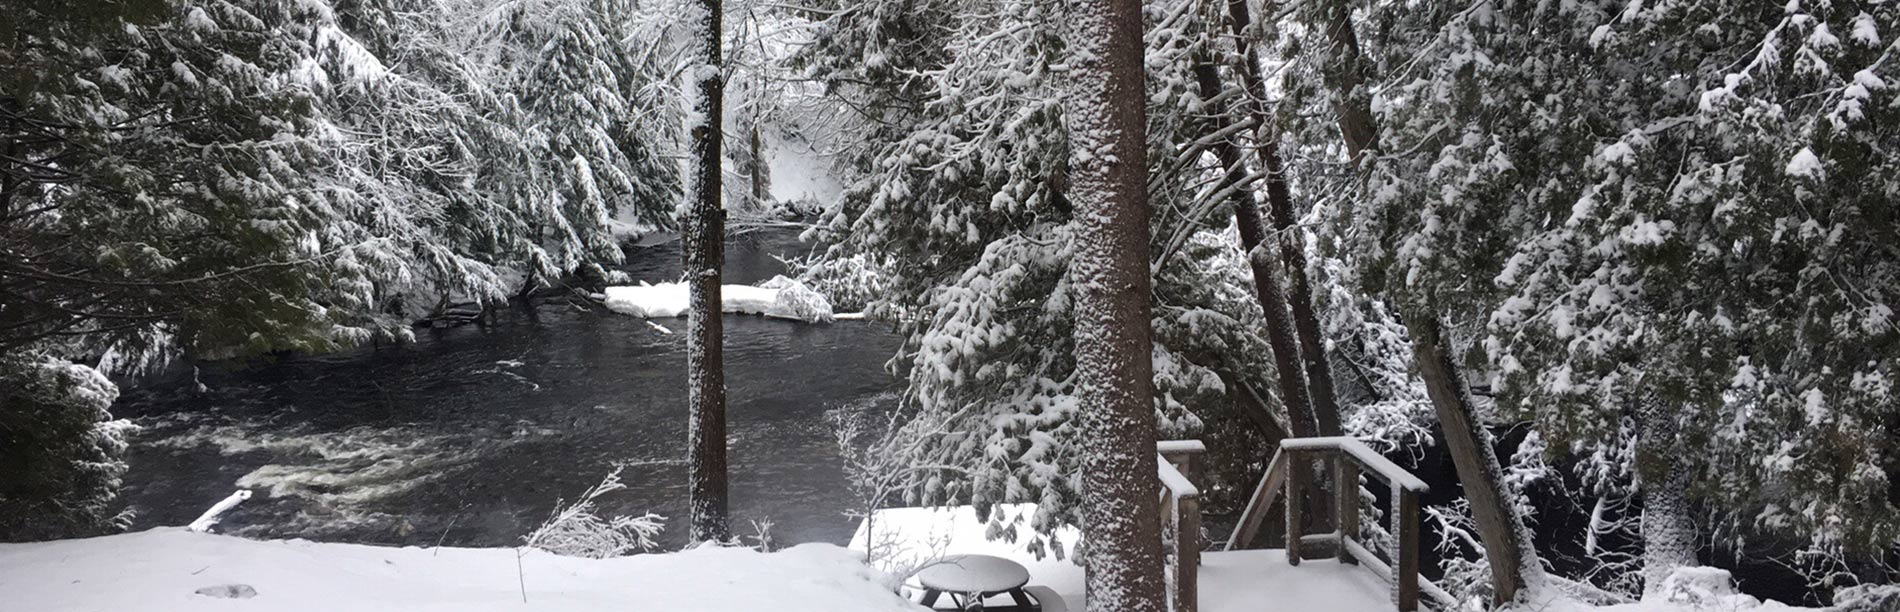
[[116, 230, 905, 549]]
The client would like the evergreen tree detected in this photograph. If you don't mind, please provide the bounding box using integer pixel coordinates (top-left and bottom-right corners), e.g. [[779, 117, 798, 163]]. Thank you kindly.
[[1325, 0, 1900, 593]]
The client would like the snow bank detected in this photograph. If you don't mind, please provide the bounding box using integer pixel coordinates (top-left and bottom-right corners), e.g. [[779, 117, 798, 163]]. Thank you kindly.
[[1521, 566, 1818, 612], [0, 528, 918, 612], [602, 275, 834, 322]]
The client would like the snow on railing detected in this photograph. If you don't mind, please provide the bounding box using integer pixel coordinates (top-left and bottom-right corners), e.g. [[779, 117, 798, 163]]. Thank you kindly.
[[1226, 437, 1449, 612], [1157, 441, 1205, 612]]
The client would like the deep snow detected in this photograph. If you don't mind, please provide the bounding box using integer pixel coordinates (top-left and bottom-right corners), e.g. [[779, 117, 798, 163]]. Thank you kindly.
[[0, 528, 920, 612]]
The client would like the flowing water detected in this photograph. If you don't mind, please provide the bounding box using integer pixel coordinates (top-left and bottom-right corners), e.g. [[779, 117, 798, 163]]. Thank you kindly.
[[116, 230, 904, 549]]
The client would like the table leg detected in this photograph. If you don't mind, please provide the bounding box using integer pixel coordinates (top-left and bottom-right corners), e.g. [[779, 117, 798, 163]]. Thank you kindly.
[[921, 589, 943, 609], [1009, 588, 1036, 611]]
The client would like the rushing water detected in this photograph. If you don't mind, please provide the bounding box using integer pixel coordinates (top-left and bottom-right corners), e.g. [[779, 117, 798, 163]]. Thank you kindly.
[[116, 230, 904, 549]]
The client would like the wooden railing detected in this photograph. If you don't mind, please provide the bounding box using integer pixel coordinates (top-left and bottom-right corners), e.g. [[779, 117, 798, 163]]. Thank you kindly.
[[1225, 437, 1449, 612], [1157, 440, 1205, 612]]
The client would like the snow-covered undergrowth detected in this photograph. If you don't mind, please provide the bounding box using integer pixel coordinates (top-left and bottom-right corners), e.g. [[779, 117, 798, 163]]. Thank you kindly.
[[602, 275, 835, 322], [0, 528, 918, 612], [1519, 567, 1831, 612], [522, 467, 663, 559]]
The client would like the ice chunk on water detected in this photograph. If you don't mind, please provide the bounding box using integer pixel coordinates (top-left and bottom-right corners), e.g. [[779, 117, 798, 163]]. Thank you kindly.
[[602, 276, 833, 323]]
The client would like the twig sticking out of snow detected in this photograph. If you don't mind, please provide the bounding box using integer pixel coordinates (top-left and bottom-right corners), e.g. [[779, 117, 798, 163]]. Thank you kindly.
[[188, 490, 252, 532]]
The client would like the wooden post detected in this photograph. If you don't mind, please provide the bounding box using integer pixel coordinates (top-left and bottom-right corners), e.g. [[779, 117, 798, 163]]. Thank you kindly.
[[1179, 496, 1200, 612], [1393, 484, 1420, 612], [1284, 449, 1304, 566], [1334, 453, 1359, 564], [1160, 491, 1178, 576]]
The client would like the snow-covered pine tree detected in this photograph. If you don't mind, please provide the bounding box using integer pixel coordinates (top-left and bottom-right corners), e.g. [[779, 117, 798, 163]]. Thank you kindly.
[[0, 352, 133, 541], [790, 0, 1314, 537], [1466, 0, 1900, 591], [1272, 0, 1552, 601], [1, 0, 688, 538], [1, 0, 363, 537], [1320, 0, 1899, 595]]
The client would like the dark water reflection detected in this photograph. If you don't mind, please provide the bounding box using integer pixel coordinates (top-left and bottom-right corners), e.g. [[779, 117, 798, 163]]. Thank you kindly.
[[117, 230, 905, 549]]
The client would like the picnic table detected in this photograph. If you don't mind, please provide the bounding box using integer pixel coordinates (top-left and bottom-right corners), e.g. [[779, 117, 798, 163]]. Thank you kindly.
[[916, 554, 1041, 611]]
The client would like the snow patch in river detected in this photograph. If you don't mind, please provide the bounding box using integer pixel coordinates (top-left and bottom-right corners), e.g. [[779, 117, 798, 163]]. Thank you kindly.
[[603, 275, 833, 322]]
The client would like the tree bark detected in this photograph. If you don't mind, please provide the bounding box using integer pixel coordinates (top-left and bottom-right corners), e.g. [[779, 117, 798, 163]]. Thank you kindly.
[[1637, 394, 1695, 595], [684, 0, 729, 546], [1314, 0, 1379, 165], [1063, 0, 1165, 608], [750, 123, 765, 206], [1410, 312, 1533, 603]]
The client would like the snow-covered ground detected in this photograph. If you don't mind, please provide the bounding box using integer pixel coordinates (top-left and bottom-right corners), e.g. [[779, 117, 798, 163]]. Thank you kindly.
[[0, 528, 920, 612]]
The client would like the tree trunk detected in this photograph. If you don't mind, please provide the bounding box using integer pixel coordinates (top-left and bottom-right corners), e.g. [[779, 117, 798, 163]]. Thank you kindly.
[[1314, 0, 1379, 165], [1063, 0, 1165, 609], [1410, 312, 1534, 603], [684, 0, 729, 546], [1637, 394, 1695, 595], [1190, 57, 1335, 551], [1301, 1, 1541, 600], [750, 123, 765, 207], [1188, 61, 1318, 440], [1221, 0, 1343, 440]]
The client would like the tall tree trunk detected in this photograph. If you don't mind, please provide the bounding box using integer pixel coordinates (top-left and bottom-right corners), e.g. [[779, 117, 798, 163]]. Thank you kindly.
[[1063, 0, 1165, 609], [1222, 0, 1344, 440], [684, 0, 728, 545], [1302, 1, 1541, 601], [1188, 61, 1319, 441], [1191, 58, 1334, 550], [1636, 394, 1695, 595], [1411, 312, 1535, 602]]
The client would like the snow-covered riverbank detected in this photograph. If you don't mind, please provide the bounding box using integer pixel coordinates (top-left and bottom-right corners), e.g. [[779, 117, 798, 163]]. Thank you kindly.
[[0, 528, 920, 612]]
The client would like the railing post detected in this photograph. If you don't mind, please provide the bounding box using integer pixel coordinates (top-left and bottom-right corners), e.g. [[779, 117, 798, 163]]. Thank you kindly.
[[1334, 453, 1360, 565], [1161, 490, 1178, 581], [1179, 495, 1200, 612], [1284, 448, 1304, 566], [1393, 483, 1420, 612]]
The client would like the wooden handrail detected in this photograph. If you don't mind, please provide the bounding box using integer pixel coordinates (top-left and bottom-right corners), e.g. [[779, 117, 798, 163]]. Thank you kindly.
[[1224, 437, 1440, 612], [1156, 442, 1203, 612], [1277, 437, 1428, 493]]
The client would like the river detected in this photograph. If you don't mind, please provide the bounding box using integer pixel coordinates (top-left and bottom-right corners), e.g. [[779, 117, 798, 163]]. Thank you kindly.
[[115, 229, 904, 549]]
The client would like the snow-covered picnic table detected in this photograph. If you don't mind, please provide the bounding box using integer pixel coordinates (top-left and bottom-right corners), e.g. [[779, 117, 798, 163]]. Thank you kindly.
[[916, 554, 1036, 610]]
